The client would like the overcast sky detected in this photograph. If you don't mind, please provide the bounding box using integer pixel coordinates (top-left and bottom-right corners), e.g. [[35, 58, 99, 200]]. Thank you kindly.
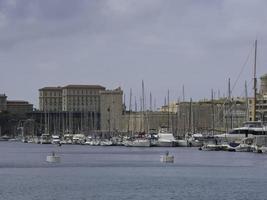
[[1, 0, 267, 109]]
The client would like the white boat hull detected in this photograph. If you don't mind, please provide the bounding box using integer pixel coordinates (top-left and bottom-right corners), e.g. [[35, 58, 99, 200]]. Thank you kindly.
[[46, 155, 60, 163], [160, 155, 174, 163], [156, 141, 176, 147]]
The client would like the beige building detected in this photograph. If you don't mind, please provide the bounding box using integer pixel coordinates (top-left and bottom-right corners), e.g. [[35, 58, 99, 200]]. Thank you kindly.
[[39, 87, 62, 112], [39, 85, 106, 112], [62, 85, 105, 112], [247, 74, 267, 122], [100, 87, 123, 131], [160, 101, 177, 113], [158, 98, 246, 134], [0, 94, 7, 112], [121, 111, 173, 133], [38, 84, 123, 132]]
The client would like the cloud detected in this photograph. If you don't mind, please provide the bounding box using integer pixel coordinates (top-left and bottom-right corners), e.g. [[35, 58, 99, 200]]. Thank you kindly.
[[0, 12, 7, 28], [1, 0, 267, 107]]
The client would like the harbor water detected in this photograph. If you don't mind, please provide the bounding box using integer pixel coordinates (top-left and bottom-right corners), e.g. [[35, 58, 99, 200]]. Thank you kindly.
[[1, 142, 267, 200]]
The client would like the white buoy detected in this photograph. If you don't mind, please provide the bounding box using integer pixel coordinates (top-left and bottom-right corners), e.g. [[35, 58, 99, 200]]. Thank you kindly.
[[160, 151, 174, 163], [46, 152, 60, 163]]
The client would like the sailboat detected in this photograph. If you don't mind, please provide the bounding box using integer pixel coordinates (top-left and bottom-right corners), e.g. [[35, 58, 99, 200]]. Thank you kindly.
[[124, 82, 151, 147]]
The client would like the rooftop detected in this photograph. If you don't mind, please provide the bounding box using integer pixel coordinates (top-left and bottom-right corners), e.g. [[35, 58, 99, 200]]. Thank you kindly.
[[7, 100, 32, 105], [63, 85, 106, 89], [39, 87, 62, 91]]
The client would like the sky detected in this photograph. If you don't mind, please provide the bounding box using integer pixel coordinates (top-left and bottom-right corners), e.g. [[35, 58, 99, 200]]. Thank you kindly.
[[0, 0, 267, 109]]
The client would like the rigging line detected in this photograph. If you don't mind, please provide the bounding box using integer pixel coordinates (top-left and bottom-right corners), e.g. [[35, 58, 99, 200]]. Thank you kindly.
[[231, 44, 254, 95], [236, 79, 253, 98], [212, 43, 254, 128]]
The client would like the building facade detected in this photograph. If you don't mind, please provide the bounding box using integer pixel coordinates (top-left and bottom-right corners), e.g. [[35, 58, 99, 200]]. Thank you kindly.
[[100, 87, 123, 132], [39, 85, 106, 112], [247, 74, 267, 122], [0, 94, 7, 112], [7, 101, 33, 116], [39, 87, 62, 112], [37, 85, 123, 133], [62, 85, 105, 112]]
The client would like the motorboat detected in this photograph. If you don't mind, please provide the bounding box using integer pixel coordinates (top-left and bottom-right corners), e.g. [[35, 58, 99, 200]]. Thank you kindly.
[[61, 134, 73, 144], [100, 139, 113, 146], [124, 138, 151, 147], [40, 134, 52, 144], [0, 135, 10, 141], [235, 137, 255, 152], [214, 121, 267, 144], [72, 134, 86, 145], [156, 128, 177, 147], [51, 135, 61, 145]]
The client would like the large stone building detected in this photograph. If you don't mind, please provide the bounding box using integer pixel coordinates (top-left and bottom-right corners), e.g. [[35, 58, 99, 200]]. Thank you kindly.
[[157, 98, 247, 135], [39, 87, 62, 112], [37, 85, 123, 133], [0, 95, 33, 136], [62, 85, 105, 112], [39, 85, 106, 112]]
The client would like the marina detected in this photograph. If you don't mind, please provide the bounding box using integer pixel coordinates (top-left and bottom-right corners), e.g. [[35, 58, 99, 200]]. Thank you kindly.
[[1, 1, 267, 199]]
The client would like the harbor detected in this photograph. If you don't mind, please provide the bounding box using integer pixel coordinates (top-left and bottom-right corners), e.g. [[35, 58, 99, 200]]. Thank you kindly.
[[1, 1, 267, 199]]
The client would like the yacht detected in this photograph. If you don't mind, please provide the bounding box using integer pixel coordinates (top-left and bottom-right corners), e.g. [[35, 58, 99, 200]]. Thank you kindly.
[[61, 133, 73, 144], [214, 121, 267, 144], [40, 134, 52, 144], [156, 128, 177, 147], [100, 139, 113, 146], [72, 133, 86, 144], [51, 135, 61, 145], [124, 137, 151, 147]]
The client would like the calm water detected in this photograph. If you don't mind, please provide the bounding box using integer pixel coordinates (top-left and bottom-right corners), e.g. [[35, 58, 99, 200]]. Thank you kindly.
[[1, 142, 267, 200]]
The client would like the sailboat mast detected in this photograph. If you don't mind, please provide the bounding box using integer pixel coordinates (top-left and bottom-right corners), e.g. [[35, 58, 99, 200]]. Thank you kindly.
[[142, 80, 145, 132], [245, 81, 249, 121], [127, 88, 132, 133], [253, 40, 257, 121], [211, 89, 215, 135], [167, 89, 170, 130]]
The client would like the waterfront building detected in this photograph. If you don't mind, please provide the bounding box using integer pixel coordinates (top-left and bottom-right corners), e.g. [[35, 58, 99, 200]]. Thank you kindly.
[[100, 87, 123, 132], [37, 85, 122, 134], [39, 87, 62, 112], [7, 100, 33, 116], [159, 98, 246, 135], [160, 101, 177, 113], [121, 111, 173, 134], [39, 85, 106, 112], [62, 85, 105, 112], [248, 74, 267, 122]]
